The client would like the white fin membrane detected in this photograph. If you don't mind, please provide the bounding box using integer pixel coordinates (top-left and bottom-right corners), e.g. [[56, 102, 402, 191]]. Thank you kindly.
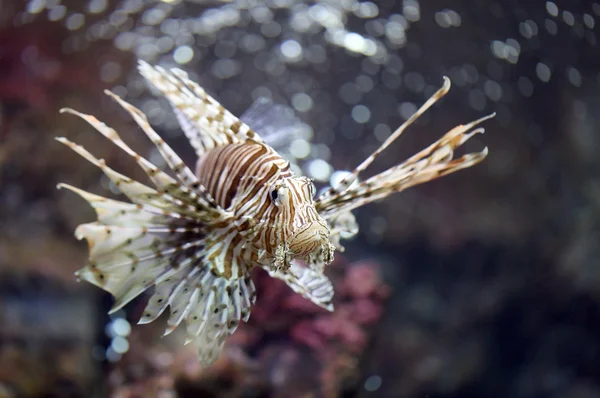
[[58, 88, 256, 366]]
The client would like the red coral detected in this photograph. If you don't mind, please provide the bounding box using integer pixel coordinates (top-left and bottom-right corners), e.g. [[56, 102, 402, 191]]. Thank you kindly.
[[348, 297, 384, 325], [340, 261, 383, 298], [289, 319, 328, 350], [241, 259, 390, 394]]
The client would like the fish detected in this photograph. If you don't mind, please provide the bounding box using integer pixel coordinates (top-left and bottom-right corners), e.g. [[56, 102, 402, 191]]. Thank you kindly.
[[57, 60, 493, 365]]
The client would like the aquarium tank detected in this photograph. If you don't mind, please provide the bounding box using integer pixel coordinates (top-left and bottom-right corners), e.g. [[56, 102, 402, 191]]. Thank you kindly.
[[0, 1, 599, 397]]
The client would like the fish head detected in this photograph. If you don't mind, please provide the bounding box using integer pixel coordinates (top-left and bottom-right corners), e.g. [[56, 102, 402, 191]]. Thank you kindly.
[[268, 176, 335, 268]]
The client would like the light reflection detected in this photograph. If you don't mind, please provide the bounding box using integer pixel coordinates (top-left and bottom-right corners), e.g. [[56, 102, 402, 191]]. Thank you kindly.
[[174, 45, 194, 64], [280, 39, 303, 61], [306, 159, 332, 182], [434, 9, 461, 28], [351, 104, 371, 124], [291, 93, 313, 112], [536, 62, 551, 82]]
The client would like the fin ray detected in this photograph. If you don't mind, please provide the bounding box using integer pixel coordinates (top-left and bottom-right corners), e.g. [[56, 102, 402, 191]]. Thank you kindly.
[[264, 260, 334, 311], [138, 60, 262, 157]]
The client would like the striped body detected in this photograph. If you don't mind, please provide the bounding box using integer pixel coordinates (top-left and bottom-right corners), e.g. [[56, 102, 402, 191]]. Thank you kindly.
[[57, 61, 492, 366], [194, 140, 333, 279], [195, 142, 290, 210]]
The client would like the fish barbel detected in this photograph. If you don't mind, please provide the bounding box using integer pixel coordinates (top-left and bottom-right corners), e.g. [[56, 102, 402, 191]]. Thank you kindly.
[[57, 60, 493, 365]]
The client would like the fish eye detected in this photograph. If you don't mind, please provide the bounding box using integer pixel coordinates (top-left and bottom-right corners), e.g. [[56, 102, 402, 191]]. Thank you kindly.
[[270, 189, 279, 201]]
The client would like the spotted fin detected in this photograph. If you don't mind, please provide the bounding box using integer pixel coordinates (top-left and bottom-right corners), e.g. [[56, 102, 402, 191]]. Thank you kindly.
[[138, 260, 256, 365], [58, 182, 206, 313], [63, 185, 255, 365], [58, 96, 255, 366], [60, 94, 220, 213], [184, 274, 256, 364], [316, 77, 494, 217], [264, 260, 334, 311], [138, 60, 263, 156]]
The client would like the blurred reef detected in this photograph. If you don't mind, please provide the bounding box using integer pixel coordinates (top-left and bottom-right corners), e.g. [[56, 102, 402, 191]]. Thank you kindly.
[[1, 0, 600, 397]]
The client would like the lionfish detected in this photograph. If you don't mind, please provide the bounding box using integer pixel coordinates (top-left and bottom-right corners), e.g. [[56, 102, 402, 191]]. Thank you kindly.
[[57, 61, 493, 365]]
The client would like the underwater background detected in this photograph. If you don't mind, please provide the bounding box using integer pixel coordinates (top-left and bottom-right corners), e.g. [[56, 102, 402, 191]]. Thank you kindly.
[[1, 0, 599, 397]]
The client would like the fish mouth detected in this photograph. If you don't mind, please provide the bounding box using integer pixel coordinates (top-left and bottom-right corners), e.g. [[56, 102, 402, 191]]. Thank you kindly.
[[288, 220, 333, 266]]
